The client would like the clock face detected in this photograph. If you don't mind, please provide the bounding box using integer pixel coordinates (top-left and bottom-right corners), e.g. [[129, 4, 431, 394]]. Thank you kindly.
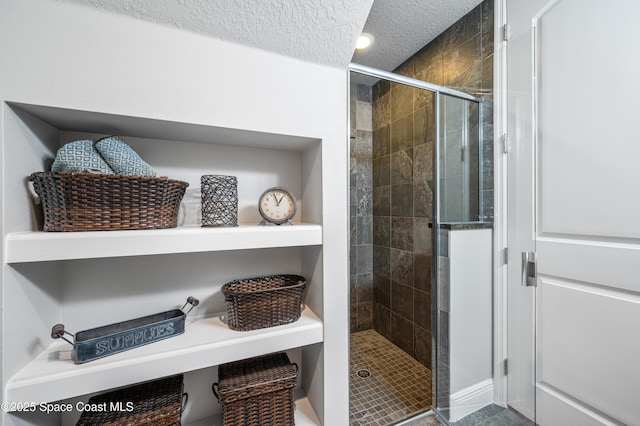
[[259, 187, 297, 224]]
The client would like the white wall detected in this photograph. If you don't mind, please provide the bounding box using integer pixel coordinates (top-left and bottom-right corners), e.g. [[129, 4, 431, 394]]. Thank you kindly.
[[0, 0, 350, 424], [0, 0, 345, 138], [449, 228, 493, 421]]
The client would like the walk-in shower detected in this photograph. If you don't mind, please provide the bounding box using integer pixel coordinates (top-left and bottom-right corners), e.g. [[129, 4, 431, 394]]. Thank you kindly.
[[348, 63, 490, 426]]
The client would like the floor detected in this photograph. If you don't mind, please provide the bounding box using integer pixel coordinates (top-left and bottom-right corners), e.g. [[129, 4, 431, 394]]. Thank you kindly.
[[447, 404, 534, 426], [408, 404, 534, 426], [349, 330, 432, 425], [349, 330, 533, 426]]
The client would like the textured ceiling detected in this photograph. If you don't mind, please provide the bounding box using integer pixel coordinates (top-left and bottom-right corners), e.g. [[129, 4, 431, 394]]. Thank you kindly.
[[53, 0, 483, 78], [54, 0, 374, 68], [351, 0, 484, 83]]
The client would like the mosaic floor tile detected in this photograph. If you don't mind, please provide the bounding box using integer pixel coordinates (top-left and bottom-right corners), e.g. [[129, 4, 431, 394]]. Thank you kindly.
[[350, 331, 531, 426], [350, 329, 432, 425]]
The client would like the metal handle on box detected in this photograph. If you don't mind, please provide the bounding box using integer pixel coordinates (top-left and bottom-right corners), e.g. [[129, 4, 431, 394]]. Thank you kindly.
[[50, 323, 75, 345], [181, 296, 200, 315]]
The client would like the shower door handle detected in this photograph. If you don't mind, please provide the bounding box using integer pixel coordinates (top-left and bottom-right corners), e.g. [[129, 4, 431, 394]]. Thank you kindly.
[[521, 251, 537, 287]]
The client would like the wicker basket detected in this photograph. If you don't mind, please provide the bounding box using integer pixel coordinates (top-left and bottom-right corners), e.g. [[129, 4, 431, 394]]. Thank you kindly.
[[30, 172, 188, 231], [213, 352, 298, 426], [221, 274, 307, 331], [76, 374, 186, 426]]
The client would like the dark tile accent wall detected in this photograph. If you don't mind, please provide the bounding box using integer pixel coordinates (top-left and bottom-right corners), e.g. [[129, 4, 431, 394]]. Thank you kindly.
[[350, 82, 374, 333], [371, 0, 494, 369], [372, 79, 435, 368]]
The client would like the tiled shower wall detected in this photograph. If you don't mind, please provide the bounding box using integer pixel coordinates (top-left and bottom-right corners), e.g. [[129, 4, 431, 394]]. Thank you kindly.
[[350, 83, 374, 333], [371, 0, 494, 368], [371, 79, 434, 369]]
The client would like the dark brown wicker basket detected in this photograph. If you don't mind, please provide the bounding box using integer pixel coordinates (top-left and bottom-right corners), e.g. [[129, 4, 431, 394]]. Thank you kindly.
[[30, 172, 188, 231], [213, 352, 298, 426], [76, 374, 186, 426], [221, 274, 307, 331]]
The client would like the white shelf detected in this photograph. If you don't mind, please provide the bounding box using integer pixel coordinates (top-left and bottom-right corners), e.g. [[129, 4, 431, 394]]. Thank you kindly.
[[5, 223, 322, 263], [4, 308, 323, 405], [185, 390, 321, 426], [11, 102, 320, 151]]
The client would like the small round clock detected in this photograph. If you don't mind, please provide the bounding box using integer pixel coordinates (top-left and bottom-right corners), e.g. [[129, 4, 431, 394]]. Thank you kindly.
[[258, 187, 297, 225]]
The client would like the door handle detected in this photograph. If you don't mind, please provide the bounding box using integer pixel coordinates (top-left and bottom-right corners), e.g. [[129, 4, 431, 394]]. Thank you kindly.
[[521, 251, 537, 287]]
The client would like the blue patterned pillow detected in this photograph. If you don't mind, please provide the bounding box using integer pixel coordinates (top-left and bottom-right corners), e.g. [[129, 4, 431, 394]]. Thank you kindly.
[[51, 140, 115, 174], [94, 136, 156, 176]]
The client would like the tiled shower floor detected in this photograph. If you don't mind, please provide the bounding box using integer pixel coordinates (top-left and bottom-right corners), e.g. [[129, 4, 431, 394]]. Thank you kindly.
[[350, 330, 533, 426], [350, 329, 433, 425]]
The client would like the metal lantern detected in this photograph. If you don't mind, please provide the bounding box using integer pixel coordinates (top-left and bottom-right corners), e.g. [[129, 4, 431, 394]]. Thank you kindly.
[[201, 175, 238, 227]]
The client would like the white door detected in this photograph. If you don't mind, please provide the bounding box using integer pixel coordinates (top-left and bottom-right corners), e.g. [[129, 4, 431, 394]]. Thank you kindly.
[[507, 0, 640, 425]]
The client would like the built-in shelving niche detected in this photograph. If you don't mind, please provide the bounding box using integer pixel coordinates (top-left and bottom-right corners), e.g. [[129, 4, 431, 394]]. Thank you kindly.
[[2, 102, 324, 425]]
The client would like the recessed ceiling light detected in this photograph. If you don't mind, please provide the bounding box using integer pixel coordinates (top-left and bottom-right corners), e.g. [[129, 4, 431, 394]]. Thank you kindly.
[[356, 33, 374, 50]]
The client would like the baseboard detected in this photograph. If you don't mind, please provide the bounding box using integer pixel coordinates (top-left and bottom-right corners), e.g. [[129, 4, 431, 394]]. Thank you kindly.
[[450, 379, 494, 422]]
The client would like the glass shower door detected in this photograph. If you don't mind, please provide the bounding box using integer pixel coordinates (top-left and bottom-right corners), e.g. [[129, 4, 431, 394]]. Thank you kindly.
[[348, 68, 443, 425], [348, 62, 491, 426]]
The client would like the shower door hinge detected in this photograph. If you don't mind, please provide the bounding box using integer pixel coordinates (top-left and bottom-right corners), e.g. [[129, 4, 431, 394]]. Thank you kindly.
[[503, 24, 511, 42], [502, 133, 511, 154], [503, 248, 509, 265], [503, 359, 508, 376]]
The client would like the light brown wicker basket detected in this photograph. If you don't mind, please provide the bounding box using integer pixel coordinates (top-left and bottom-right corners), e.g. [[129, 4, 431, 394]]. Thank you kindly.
[[213, 352, 298, 426], [30, 172, 188, 231], [76, 374, 186, 426], [221, 274, 307, 331]]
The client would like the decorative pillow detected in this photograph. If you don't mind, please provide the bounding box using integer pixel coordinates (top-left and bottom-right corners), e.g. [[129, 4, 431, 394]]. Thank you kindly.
[[51, 140, 115, 174], [94, 136, 157, 176]]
